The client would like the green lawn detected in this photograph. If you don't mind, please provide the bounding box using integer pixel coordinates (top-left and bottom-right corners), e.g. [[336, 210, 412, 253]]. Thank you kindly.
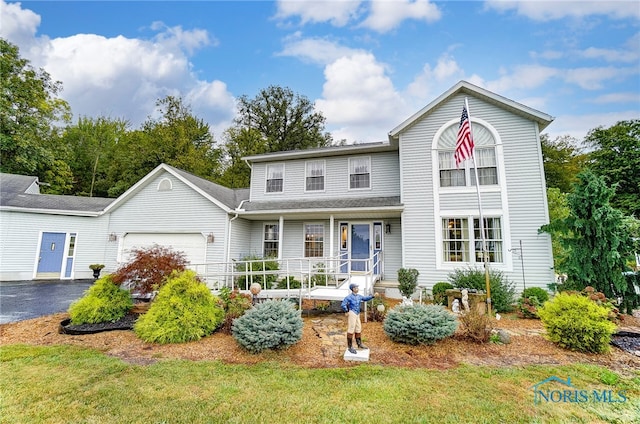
[[1, 344, 639, 423]]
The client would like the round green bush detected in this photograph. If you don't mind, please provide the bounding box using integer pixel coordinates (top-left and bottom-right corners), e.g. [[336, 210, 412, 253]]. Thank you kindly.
[[134, 270, 224, 344], [432, 282, 454, 306], [537, 292, 617, 353], [521, 287, 549, 304], [383, 304, 458, 345], [448, 267, 515, 313], [68, 276, 133, 324], [232, 300, 303, 353]]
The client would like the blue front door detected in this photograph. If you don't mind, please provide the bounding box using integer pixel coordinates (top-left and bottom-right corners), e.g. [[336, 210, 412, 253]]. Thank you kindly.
[[37, 232, 66, 274], [351, 224, 370, 272]]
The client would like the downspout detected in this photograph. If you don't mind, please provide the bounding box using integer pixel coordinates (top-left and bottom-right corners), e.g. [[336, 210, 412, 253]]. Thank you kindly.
[[227, 199, 248, 264]]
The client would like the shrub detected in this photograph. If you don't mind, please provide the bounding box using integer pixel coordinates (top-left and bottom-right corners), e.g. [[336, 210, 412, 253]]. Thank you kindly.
[[134, 270, 224, 344], [310, 262, 335, 286], [458, 307, 493, 343], [448, 267, 516, 313], [68, 276, 133, 324], [537, 292, 617, 353], [517, 287, 550, 319], [234, 256, 279, 290], [432, 282, 454, 306], [397, 268, 419, 299], [276, 275, 302, 290], [522, 287, 550, 304], [368, 295, 389, 322], [383, 304, 458, 345], [218, 286, 253, 334], [111, 245, 188, 296], [232, 300, 303, 353]]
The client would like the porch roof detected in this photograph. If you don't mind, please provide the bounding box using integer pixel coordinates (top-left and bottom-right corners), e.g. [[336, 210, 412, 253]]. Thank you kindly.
[[239, 196, 403, 219]]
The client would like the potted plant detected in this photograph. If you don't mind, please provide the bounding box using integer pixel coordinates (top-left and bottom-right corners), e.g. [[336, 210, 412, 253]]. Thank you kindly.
[[89, 264, 105, 279], [397, 267, 420, 305]]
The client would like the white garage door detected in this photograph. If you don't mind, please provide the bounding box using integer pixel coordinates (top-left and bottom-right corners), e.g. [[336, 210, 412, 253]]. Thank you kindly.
[[121, 233, 206, 266]]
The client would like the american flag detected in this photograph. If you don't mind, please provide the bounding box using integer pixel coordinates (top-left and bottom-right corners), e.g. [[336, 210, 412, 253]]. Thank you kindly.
[[454, 105, 474, 168]]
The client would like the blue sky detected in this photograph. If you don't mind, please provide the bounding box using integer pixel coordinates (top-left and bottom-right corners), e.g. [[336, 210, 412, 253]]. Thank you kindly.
[[2, 1, 638, 144]]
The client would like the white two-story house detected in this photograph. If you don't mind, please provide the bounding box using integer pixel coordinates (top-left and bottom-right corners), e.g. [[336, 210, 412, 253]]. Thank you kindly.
[[0, 81, 554, 297]]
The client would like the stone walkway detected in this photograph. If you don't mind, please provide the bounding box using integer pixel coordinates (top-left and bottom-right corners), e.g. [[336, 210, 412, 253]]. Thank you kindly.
[[309, 315, 348, 358]]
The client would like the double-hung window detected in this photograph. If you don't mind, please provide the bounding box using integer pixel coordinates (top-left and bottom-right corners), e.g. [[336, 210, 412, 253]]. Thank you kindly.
[[304, 224, 324, 257], [441, 217, 503, 264], [305, 161, 325, 191], [349, 157, 370, 189], [263, 224, 279, 258], [266, 164, 284, 193]]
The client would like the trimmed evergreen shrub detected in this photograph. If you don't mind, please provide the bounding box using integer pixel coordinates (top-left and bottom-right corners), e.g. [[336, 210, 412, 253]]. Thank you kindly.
[[432, 282, 454, 306], [134, 270, 224, 344], [522, 287, 549, 304], [232, 300, 303, 353], [537, 292, 617, 353], [383, 304, 458, 345], [448, 267, 516, 313], [68, 276, 133, 324], [234, 256, 279, 290], [397, 267, 419, 299], [276, 275, 302, 289]]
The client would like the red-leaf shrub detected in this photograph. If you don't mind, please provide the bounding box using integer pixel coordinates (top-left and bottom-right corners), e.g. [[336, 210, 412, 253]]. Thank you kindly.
[[111, 245, 189, 296]]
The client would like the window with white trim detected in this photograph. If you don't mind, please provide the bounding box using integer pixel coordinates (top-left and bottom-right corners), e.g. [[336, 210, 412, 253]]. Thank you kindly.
[[437, 123, 498, 187], [266, 164, 284, 193], [349, 157, 370, 189], [305, 160, 325, 191], [474, 217, 503, 262], [442, 217, 503, 263], [263, 224, 279, 257], [304, 224, 324, 257]]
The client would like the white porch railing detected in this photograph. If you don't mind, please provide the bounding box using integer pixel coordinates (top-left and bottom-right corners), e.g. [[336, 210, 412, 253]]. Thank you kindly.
[[190, 251, 382, 301]]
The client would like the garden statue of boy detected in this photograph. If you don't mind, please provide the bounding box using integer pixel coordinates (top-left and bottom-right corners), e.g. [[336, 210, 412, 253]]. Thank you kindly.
[[341, 283, 379, 354]]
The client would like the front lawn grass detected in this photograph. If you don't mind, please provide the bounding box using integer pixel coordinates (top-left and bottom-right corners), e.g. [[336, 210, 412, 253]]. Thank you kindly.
[[1, 344, 639, 423]]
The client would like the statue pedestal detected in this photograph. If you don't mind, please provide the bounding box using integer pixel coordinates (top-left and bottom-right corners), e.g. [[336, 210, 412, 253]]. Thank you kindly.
[[343, 348, 370, 362]]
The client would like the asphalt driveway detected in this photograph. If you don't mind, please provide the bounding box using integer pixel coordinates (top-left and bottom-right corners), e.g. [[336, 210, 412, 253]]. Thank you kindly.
[[0, 280, 94, 324]]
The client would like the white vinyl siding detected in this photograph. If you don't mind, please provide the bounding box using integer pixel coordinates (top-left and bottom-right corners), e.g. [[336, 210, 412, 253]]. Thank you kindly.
[[248, 151, 399, 202], [399, 92, 553, 291]]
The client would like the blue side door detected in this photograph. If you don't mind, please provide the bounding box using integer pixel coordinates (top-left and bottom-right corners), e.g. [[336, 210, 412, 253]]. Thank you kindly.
[[37, 232, 66, 274]]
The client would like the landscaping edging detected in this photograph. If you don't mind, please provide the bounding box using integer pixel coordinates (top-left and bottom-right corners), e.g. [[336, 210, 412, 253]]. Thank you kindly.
[[58, 313, 138, 335]]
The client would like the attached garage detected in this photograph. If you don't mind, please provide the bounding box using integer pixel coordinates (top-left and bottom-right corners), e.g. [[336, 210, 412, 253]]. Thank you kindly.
[[120, 233, 206, 267]]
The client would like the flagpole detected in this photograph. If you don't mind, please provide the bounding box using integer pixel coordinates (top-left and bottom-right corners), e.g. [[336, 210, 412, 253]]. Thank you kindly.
[[465, 97, 492, 315]]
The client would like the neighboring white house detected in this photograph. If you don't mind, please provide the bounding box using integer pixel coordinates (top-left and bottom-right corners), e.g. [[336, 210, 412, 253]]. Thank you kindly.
[[0, 81, 555, 296]]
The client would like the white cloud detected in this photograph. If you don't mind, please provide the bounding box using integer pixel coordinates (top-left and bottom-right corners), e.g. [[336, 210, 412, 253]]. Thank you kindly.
[[275, 0, 363, 26], [316, 53, 409, 142], [485, 65, 559, 93], [589, 92, 640, 104], [360, 0, 441, 32], [546, 110, 640, 141], [0, 0, 41, 49], [484, 0, 640, 21], [406, 53, 464, 100], [0, 1, 236, 133], [563, 66, 630, 90], [277, 32, 362, 65]]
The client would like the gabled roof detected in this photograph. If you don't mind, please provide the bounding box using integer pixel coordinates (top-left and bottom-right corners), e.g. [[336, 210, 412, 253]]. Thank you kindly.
[[103, 164, 249, 214], [388, 80, 554, 140], [0, 173, 113, 215]]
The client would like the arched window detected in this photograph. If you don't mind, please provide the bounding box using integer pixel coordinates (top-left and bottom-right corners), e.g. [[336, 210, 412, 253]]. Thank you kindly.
[[437, 123, 498, 187]]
